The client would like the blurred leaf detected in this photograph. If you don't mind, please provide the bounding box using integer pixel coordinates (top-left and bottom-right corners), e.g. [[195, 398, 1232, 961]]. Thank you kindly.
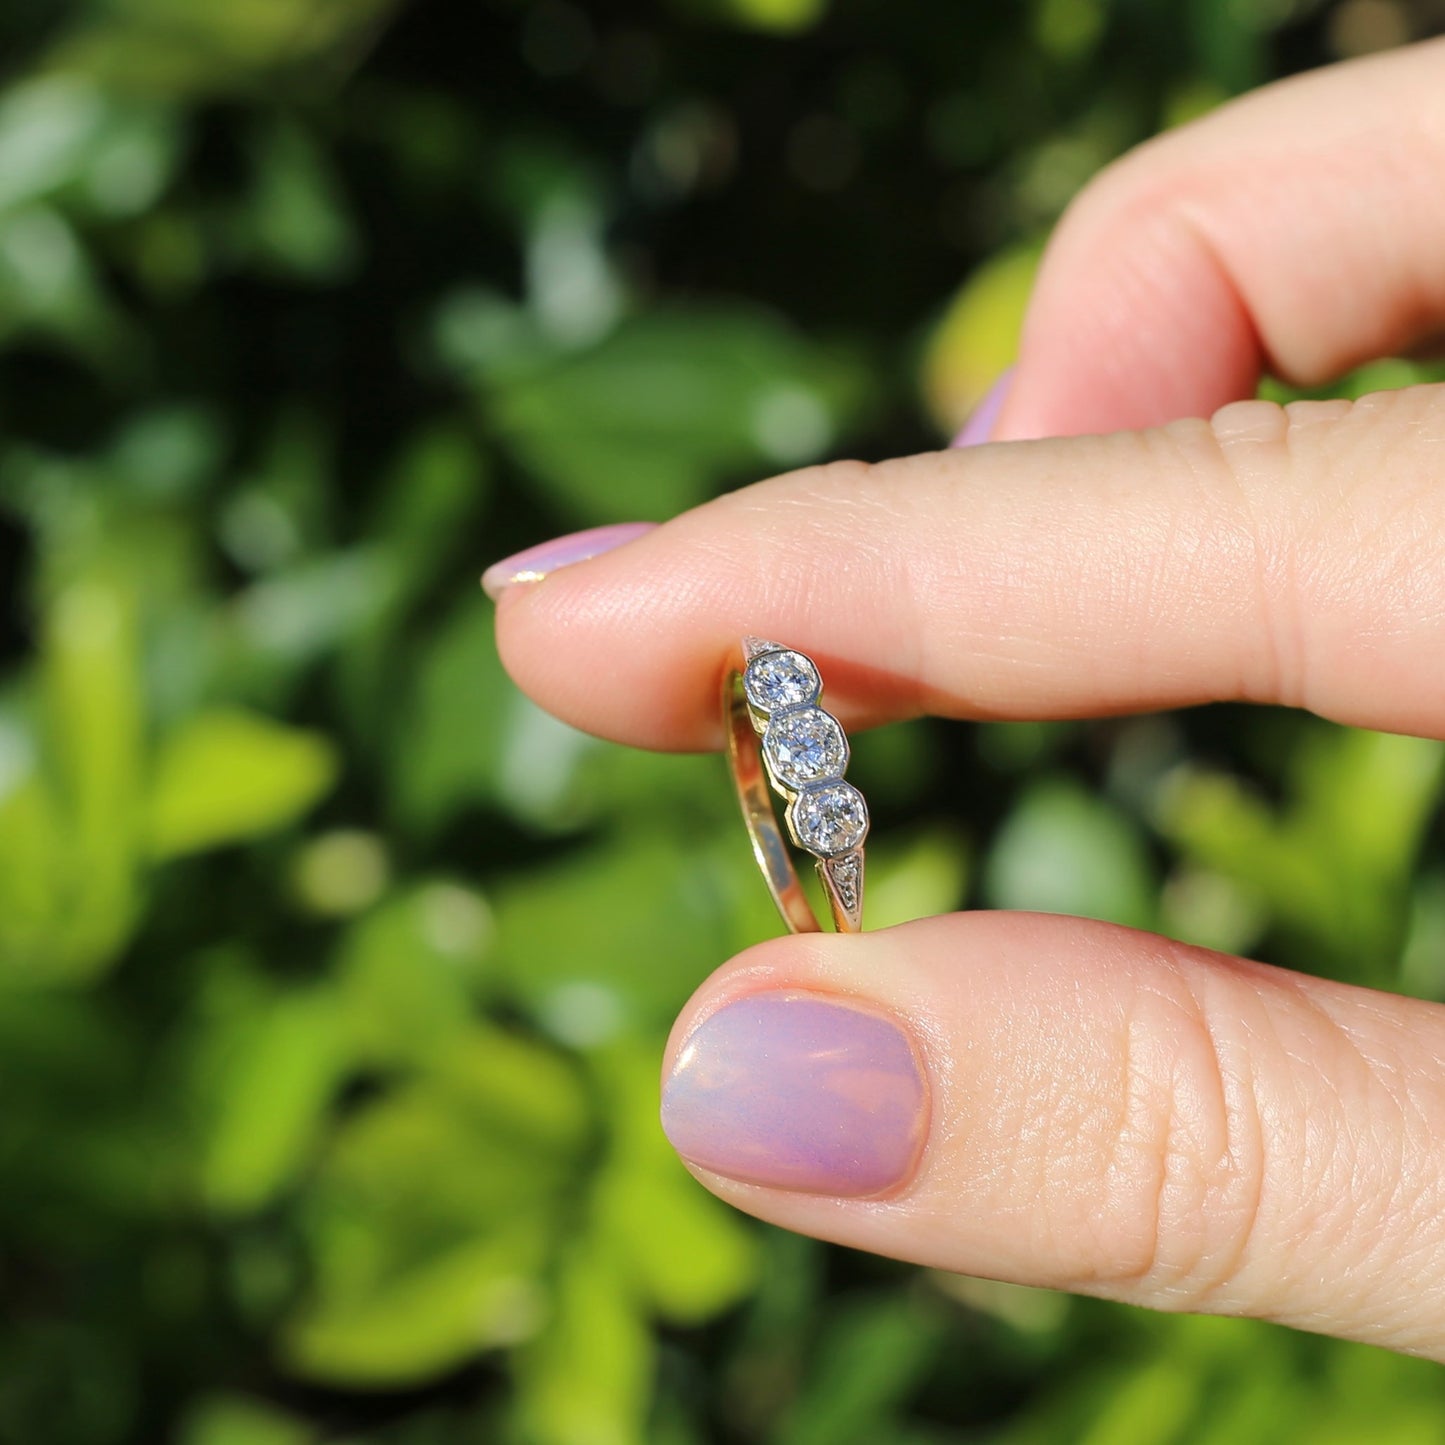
[[108, 404, 223, 501], [922, 243, 1040, 433], [332, 878, 497, 1063], [777, 1293, 948, 1445], [0, 78, 106, 213], [482, 308, 865, 522], [672, 0, 830, 35], [1157, 726, 1445, 978], [1074, 1360, 1198, 1445], [0, 731, 68, 981], [492, 832, 749, 1041], [298, 1025, 588, 1275], [198, 984, 345, 1214], [51, 0, 399, 98], [593, 1045, 758, 1325], [233, 548, 402, 665], [285, 1232, 550, 1386], [284, 1024, 588, 1385], [984, 776, 1155, 929], [0, 207, 123, 359], [368, 421, 487, 595], [181, 1396, 314, 1445], [390, 593, 514, 833], [240, 118, 358, 281], [1292, 728, 1443, 887], [148, 707, 338, 857], [41, 576, 144, 978], [865, 827, 968, 930], [514, 1243, 653, 1445]]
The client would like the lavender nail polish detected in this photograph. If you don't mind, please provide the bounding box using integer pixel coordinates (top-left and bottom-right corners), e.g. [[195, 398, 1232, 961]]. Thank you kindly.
[[952, 366, 1015, 447], [481, 521, 657, 600], [661, 991, 929, 1197]]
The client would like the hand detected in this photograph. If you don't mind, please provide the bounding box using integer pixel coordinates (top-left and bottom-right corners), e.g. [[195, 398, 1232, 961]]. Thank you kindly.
[[489, 38, 1445, 1358]]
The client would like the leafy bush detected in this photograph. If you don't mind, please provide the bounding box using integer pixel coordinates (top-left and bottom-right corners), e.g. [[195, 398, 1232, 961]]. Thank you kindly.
[[3, 1, 1445, 1442]]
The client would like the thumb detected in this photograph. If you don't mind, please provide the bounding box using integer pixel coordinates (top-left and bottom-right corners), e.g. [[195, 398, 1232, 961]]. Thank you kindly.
[[660, 911, 1445, 1357]]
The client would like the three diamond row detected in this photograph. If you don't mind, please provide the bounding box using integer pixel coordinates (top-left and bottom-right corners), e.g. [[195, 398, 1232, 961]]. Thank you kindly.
[[739, 640, 869, 921]]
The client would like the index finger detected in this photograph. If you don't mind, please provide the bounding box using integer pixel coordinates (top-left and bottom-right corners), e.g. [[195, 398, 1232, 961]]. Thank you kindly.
[[493, 384, 1445, 750]]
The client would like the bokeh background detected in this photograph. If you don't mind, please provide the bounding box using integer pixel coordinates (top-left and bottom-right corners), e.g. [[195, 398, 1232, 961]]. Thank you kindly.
[[7, 1, 1445, 1441]]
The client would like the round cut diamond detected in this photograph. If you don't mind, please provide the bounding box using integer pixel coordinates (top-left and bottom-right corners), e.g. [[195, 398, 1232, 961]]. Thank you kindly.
[[764, 707, 846, 788], [791, 782, 868, 857], [744, 649, 821, 714]]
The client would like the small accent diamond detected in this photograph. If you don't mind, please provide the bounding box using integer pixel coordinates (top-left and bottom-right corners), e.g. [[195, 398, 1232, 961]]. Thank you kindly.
[[828, 854, 862, 912], [764, 707, 847, 788], [744, 649, 821, 714], [791, 782, 869, 857]]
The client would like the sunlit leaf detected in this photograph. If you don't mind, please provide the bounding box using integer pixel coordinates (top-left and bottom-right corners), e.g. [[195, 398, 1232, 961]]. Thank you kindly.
[[147, 708, 338, 858], [284, 1232, 550, 1386], [41, 576, 144, 978], [198, 984, 345, 1214], [492, 832, 750, 1040], [482, 308, 865, 522], [922, 243, 1040, 434], [514, 1243, 653, 1445], [591, 1045, 758, 1325]]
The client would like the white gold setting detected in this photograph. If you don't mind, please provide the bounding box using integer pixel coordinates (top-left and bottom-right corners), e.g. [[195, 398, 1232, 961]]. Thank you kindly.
[[725, 636, 869, 933]]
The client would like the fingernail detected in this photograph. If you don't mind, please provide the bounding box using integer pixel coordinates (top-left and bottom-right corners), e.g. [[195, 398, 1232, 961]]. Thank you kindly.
[[661, 991, 929, 1197], [952, 366, 1014, 447], [481, 521, 657, 600]]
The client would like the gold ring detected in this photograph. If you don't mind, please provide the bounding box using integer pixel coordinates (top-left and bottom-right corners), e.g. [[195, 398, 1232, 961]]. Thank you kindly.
[[723, 637, 867, 934]]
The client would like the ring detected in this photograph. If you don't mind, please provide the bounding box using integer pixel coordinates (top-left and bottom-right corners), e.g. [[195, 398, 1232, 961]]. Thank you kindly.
[[723, 636, 868, 934]]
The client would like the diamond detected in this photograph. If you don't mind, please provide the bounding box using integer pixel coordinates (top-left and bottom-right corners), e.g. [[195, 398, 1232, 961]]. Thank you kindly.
[[744, 649, 821, 715], [764, 707, 847, 788], [790, 782, 869, 857], [825, 853, 862, 916]]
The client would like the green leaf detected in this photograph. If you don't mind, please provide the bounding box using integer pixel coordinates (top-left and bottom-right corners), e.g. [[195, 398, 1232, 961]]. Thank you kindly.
[[777, 1293, 949, 1445], [0, 78, 106, 214], [865, 827, 968, 931], [284, 1232, 550, 1386], [147, 708, 338, 858], [984, 777, 1155, 929], [0, 730, 69, 983], [492, 832, 754, 1041], [514, 1243, 653, 1445], [591, 1045, 758, 1325], [483, 308, 864, 522], [331, 882, 493, 1065], [389, 593, 514, 834], [180, 1396, 313, 1445], [51, 0, 399, 99], [198, 985, 345, 1214], [240, 119, 357, 282], [922, 243, 1041, 434], [1292, 728, 1444, 887], [38, 576, 144, 979], [282, 1026, 588, 1385]]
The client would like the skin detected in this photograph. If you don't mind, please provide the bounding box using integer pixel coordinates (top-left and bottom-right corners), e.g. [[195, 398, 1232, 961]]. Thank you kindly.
[[493, 37, 1445, 1358]]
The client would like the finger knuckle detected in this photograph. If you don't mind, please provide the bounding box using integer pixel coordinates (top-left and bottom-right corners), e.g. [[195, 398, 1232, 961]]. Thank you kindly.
[[1058, 943, 1268, 1307]]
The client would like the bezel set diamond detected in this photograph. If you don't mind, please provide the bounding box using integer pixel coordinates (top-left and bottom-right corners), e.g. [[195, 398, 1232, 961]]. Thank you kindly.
[[742, 638, 870, 865]]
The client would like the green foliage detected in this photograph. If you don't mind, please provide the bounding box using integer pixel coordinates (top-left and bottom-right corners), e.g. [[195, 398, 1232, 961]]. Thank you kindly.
[[2, 2, 1443, 1444]]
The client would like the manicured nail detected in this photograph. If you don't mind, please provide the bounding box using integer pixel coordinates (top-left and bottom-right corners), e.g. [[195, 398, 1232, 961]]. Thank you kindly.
[[481, 521, 657, 600], [661, 991, 929, 1197], [952, 366, 1014, 447]]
